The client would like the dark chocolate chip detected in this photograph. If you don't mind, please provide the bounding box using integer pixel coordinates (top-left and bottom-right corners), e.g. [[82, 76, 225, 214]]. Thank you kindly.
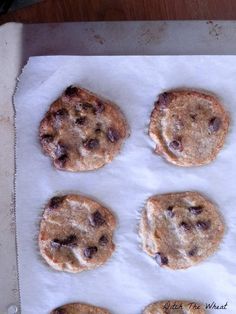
[[41, 134, 54, 144], [95, 101, 105, 113], [75, 116, 86, 125], [107, 128, 120, 143], [99, 235, 109, 246], [179, 221, 192, 231], [83, 138, 99, 150], [188, 206, 203, 215], [91, 210, 105, 227], [190, 114, 197, 121], [54, 142, 69, 166], [52, 235, 77, 247], [209, 117, 221, 133], [64, 235, 77, 246], [65, 85, 77, 97], [82, 103, 93, 111], [196, 220, 211, 230], [95, 123, 102, 133], [95, 128, 102, 133], [83, 246, 98, 259], [56, 154, 68, 167], [49, 196, 64, 209], [55, 108, 68, 119], [169, 139, 183, 151], [155, 92, 170, 109], [188, 246, 198, 257], [166, 206, 175, 218], [155, 252, 169, 266]]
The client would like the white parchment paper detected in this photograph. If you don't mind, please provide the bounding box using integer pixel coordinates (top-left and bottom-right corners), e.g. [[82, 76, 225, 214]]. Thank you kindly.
[[14, 56, 236, 314]]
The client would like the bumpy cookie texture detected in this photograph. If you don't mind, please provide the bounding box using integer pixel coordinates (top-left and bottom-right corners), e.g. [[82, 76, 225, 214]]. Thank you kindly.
[[143, 300, 205, 314], [39, 85, 128, 171], [149, 90, 229, 166], [39, 194, 116, 273], [51, 302, 111, 314], [139, 192, 224, 269]]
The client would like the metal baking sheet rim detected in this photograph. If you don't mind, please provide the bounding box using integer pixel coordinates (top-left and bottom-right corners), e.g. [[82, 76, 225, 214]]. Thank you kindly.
[[1, 20, 236, 313]]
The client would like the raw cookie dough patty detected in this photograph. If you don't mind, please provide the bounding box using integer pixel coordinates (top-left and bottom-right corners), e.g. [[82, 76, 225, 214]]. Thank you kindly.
[[149, 90, 229, 166], [143, 300, 205, 314], [51, 302, 111, 314], [139, 192, 224, 269], [39, 194, 116, 273], [39, 85, 128, 171]]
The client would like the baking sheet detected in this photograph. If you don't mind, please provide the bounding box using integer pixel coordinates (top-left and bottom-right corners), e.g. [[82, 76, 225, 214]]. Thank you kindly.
[[14, 56, 236, 314]]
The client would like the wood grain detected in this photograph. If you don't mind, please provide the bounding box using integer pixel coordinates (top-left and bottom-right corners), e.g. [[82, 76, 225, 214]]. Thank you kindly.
[[0, 0, 236, 24]]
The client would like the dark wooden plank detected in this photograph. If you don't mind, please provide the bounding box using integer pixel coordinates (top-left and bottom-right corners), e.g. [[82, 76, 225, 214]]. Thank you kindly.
[[1, 0, 236, 24]]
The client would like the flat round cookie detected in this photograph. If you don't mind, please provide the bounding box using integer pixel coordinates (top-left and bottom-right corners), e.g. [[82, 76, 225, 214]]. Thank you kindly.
[[143, 300, 205, 314], [39, 194, 116, 273], [39, 85, 128, 171], [139, 192, 224, 269], [51, 302, 111, 314], [149, 90, 229, 166]]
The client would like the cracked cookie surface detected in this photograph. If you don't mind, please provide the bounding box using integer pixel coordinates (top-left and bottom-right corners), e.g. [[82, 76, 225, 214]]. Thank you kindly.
[[149, 90, 229, 166], [139, 192, 224, 269], [143, 300, 205, 314], [51, 302, 111, 314], [39, 85, 128, 171], [39, 194, 116, 273]]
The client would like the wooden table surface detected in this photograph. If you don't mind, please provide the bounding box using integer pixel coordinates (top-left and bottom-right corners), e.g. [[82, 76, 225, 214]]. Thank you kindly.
[[1, 0, 236, 25]]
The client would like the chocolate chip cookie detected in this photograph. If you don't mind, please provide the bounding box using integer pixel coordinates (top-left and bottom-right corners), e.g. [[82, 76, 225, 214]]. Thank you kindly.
[[39, 194, 116, 273], [149, 90, 229, 166], [51, 302, 111, 314], [143, 300, 205, 314], [139, 192, 224, 269], [39, 85, 128, 171]]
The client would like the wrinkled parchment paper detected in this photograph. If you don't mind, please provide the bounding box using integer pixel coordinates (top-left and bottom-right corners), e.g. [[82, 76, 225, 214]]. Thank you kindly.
[[14, 56, 236, 314]]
